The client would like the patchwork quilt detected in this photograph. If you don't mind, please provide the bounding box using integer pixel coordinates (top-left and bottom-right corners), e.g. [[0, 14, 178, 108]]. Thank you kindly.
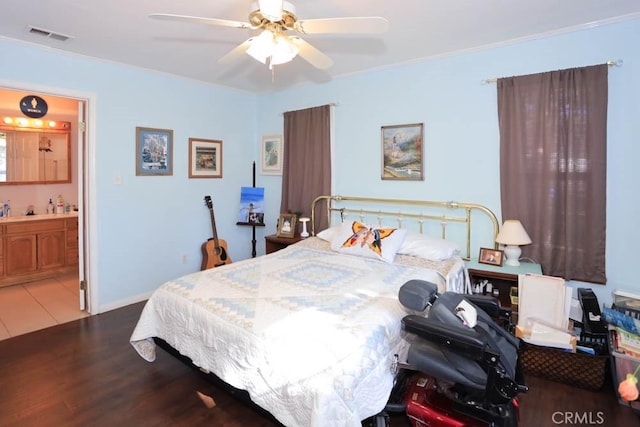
[[130, 237, 465, 427]]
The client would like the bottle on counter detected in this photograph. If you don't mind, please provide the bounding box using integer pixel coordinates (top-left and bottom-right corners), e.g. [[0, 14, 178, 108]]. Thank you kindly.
[[3, 200, 10, 217], [56, 195, 64, 214], [47, 198, 54, 214]]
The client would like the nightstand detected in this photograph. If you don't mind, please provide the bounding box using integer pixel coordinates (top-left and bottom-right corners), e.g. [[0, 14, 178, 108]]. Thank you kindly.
[[466, 258, 542, 312], [265, 234, 303, 254]]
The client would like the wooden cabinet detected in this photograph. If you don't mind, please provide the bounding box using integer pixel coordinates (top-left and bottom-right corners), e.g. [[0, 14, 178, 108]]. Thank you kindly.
[[1, 215, 78, 287], [65, 217, 79, 266], [37, 230, 66, 270], [6, 233, 38, 275], [265, 234, 303, 254], [0, 225, 5, 278]]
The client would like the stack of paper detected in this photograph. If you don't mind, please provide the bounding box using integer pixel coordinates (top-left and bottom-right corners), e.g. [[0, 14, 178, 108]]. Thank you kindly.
[[517, 274, 572, 339], [519, 317, 577, 351]]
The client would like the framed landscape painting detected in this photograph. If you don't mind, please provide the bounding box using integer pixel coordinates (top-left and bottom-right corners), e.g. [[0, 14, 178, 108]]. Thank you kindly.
[[189, 138, 222, 178], [260, 135, 283, 175], [136, 127, 173, 176], [381, 123, 424, 181]]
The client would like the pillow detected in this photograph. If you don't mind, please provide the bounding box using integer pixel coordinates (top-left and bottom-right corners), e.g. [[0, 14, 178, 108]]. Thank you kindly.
[[397, 231, 460, 260], [330, 221, 407, 263], [316, 224, 342, 242]]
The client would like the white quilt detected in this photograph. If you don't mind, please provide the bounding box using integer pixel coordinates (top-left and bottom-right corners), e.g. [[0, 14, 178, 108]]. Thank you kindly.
[[130, 237, 465, 426]]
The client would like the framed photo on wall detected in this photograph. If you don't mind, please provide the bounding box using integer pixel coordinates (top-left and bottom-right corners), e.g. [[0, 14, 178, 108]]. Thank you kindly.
[[189, 138, 223, 178], [260, 134, 283, 175], [136, 127, 173, 176], [381, 123, 424, 181], [478, 247, 504, 266], [276, 213, 297, 238]]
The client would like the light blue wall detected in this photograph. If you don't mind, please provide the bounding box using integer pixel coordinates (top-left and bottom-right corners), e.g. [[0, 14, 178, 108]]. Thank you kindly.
[[0, 39, 258, 309], [0, 17, 637, 310], [257, 18, 640, 306]]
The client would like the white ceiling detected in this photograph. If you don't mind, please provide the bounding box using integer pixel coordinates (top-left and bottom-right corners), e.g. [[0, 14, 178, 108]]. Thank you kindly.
[[1, 0, 639, 94]]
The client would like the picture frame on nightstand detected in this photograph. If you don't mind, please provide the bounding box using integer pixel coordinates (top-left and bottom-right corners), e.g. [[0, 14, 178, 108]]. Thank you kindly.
[[479, 247, 504, 266], [276, 213, 297, 238]]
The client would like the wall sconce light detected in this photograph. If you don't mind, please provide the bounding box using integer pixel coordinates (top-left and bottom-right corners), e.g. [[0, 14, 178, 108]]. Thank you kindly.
[[0, 116, 67, 130]]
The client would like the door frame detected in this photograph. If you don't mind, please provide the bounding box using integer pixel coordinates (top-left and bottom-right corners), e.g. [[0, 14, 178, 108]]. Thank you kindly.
[[0, 79, 98, 313]]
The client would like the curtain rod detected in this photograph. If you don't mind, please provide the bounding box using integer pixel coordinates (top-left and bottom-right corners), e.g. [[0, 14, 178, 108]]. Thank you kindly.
[[281, 102, 338, 115], [481, 59, 623, 85]]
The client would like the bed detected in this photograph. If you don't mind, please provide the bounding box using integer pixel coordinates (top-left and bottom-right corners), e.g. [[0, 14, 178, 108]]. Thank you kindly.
[[130, 196, 499, 426]]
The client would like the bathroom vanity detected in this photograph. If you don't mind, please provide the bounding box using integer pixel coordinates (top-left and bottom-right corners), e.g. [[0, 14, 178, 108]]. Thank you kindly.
[[0, 212, 78, 287]]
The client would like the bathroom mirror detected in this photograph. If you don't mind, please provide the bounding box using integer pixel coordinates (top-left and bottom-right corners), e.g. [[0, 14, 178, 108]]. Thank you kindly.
[[0, 120, 71, 184]]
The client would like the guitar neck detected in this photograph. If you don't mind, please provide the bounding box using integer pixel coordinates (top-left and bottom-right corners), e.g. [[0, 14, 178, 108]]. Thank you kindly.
[[209, 208, 221, 248]]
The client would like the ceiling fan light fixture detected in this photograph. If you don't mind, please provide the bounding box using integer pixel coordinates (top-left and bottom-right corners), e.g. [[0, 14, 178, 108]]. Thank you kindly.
[[257, 0, 283, 22], [270, 35, 298, 65], [246, 30, 298, 67], [151, 1, 385, 71], [246, 30, 275, 63]]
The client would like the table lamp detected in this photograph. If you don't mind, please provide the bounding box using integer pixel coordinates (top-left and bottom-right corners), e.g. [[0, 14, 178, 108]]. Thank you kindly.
[[495, 220, 532, 266]]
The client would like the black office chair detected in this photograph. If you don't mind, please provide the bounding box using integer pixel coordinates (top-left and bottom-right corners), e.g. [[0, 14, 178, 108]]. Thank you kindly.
[[383, 280, 528, 427]]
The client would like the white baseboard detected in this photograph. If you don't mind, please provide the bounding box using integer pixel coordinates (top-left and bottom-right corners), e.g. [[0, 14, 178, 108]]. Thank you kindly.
[[94, 291, 153, 314]]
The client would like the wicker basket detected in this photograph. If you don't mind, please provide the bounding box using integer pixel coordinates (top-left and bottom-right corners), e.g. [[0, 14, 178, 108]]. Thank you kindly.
[[521, 342, 609, 390]]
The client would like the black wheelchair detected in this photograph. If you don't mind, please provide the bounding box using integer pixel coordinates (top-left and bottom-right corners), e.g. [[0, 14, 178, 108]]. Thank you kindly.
[[372, 280, 528, 427]]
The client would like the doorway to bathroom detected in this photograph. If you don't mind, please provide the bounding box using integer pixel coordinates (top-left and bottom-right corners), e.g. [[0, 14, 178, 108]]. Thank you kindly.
[[0, 83, 94, 340]]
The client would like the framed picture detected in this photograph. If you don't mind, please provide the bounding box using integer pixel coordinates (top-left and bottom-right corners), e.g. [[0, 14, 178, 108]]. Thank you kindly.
[[238, 186, 265, 224], [189, 138, 223, 178], [249, 212, 264, 225], [479, 247, 504, 266], [381, 123, 424, 181], [136, 127, 173, 176], [260, 134, 283, 175], [276, 213, 297, 238]]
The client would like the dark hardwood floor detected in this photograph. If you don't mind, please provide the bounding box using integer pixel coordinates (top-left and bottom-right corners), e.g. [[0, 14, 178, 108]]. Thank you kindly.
[[0, 301, 637, 427]]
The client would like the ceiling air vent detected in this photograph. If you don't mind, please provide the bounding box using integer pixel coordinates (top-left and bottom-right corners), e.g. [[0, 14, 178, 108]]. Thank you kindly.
[[27, 25, 72, 42]]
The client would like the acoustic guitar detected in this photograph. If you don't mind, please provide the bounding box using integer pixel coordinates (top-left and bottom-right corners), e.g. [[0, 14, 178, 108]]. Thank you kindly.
[[201, 195, 232, 270]]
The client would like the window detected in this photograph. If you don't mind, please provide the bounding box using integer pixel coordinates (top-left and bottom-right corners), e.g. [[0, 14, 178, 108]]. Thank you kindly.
[[281, 105, 332, 231], [497, 64, 608, 283]]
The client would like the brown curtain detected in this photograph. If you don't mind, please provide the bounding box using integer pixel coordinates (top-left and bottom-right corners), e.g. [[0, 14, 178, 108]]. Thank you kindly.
[[498, 64, 607, 283], [281, 104, 331, 231]]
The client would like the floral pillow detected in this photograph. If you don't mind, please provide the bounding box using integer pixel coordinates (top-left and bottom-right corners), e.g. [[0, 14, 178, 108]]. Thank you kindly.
[[330, 221, 407, 263]]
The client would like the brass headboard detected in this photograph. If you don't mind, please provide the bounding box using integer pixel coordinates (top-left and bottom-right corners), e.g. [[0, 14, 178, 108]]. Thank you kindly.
[[311, 195, 500, 260]]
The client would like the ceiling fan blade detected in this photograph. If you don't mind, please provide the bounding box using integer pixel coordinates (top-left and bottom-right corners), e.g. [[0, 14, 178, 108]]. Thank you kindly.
[[149, 13, 253, 30], [294, 17, 389, 34], [218, 38, 254, 64], [258, 0, 284, 22], [289, 37, 333, 69]]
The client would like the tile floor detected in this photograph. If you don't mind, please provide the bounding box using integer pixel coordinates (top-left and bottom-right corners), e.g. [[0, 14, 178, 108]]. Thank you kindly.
[[0, 272, 88, 341]]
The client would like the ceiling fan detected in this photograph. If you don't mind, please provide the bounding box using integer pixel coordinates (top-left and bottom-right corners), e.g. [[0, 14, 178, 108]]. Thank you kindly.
[[150, 0, 389, 70]]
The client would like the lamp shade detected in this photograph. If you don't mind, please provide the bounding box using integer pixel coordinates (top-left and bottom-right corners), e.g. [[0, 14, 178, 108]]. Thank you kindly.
[[495, 220, 532, 246], [246, 30, 299, 67]]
